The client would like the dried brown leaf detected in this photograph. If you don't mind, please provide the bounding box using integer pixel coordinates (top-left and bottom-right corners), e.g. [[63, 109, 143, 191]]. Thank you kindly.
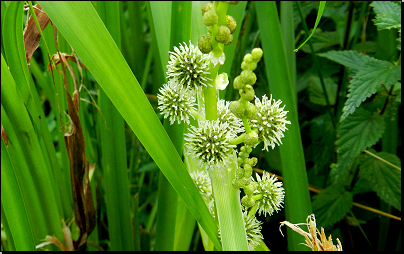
[[23, 3, 50, 66]]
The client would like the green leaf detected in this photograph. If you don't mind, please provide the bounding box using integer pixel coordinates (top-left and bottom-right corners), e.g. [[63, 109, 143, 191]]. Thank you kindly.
[[256, 2, 312, 251], [295, 1, 326, 52], [317, 50, 373, 74], [312, 184, 353, 228], [359, 151, 401, 211], [370, 1, 401, 31], [341, 59, 401, 121], [308, 75, 338, 105], [39, 2, 221, 250], [333, 107, 386, 183]]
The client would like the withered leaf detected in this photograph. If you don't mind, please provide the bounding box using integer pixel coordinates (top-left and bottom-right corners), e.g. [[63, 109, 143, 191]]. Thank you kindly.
[[23, 3, 50, 66]]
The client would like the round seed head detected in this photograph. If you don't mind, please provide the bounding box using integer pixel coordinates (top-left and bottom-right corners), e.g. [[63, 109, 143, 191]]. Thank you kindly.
[[184, 120, 237, 171], [157, 79, 197, 125], [252, 171, 285, 217], [166, 41, 211, 91]]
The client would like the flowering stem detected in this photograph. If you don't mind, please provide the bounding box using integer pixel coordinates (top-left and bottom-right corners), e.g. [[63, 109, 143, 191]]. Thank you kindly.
[[203, 62, 220, 120], [229, 133, 246, 146], [209, 151, 249, 251], [241, 116, 251, 133], [189, 108, 206, 121]]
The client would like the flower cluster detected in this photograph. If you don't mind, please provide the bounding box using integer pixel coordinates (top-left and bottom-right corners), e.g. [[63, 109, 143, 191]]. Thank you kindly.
[[190, 170, 216, 218], [243, 211, 264, 251], [184, 120, 236, 171], [166, 41, 211, 92], [252, 172, 285, 217], [250, 95, 291, 151], [157, 5, 292, 248], [157, 80, 196, 124]]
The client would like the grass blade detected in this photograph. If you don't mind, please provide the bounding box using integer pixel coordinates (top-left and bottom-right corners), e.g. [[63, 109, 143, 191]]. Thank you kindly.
[[39, 1, 221, 250], [255, 2, 313, 251]]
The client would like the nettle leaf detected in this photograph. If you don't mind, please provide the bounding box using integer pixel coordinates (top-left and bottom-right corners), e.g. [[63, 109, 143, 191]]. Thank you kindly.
[[317, 50, 373, 74], [312, 184, 353, 228], [341, 59, 401, 121], [308, 74, 337, 105], [359, 151, 401, 211], [370, 1, 401, 31], [333, 107, 386, 183]]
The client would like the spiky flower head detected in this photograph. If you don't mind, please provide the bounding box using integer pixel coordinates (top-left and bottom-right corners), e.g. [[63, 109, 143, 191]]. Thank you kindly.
[[252, 171, 285, 217], [189, 170, 212, 199], [166, 41, 211, 92], [190, 170, 216, 218], [250, 95, 291, 151], [217, 99, 245, 134], [243, 211, 264, 251], [157, 79, 196, 125], [184, 120, 236, 171]]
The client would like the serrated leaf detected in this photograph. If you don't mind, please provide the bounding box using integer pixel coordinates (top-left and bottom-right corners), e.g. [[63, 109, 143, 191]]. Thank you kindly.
[[370, 1, 401, 31], [360, 151, 401, 211], [317, 50, 373, 74], [333, 107, 386, 183], [312, 184, 353, 228], [308, 75, 337, 105], [341, 59, 401, 121]]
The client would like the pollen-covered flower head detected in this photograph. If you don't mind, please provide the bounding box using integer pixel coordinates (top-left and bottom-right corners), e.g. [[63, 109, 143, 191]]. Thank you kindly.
[[184, 120, 236, 171], [166, 41, 211, 91], [243, 211, 264, 251], [252, 171, 285, 217], [157, 79, 196, 124], [250, 95, 291, 151]]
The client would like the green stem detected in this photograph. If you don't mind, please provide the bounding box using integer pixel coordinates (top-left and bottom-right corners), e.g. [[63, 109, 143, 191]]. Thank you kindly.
[[230, 133, 246, 145], [190, 108, 206, 121], [204, 63, 220, 120], [209, 151, 249, 251], [203, 2, 248, 251]]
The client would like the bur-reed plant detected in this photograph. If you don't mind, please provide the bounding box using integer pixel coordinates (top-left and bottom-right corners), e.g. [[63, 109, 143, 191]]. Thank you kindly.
[[1, 1, 401, 252]]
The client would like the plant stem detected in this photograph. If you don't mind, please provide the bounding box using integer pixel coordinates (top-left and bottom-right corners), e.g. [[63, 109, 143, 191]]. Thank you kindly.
[[209, 152, 249, 251]]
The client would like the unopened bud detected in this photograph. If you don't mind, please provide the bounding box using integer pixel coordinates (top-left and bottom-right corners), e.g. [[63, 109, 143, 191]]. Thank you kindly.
[[227, 1, 240, 5], [241, 195, 255, 208], [240, 70, 257, 85], [244, 131, 259, 146], [244, 102, 258, 119], [215, 26, 231, 44], [226, 15, 237, 34], [239, 85, 255, 101], [198, 35, 213, 54], [201, 2, 213, 16], [224, 33, 233, 46], [241, 61, 257, 71], [251, 48, 263, 62], [229, 100, 246, 118], [243, 164, 253, 178], [233, 75, 245, 90], [243, 53, 254, 63], [203, 10, 218, 26], [243, 182, 257, 195]]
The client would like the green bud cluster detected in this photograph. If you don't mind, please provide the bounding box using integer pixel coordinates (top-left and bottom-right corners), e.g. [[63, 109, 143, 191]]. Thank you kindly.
[[231, 48, 263, 103], [198, 2, 238, 54], [232, 146, 257, 190]]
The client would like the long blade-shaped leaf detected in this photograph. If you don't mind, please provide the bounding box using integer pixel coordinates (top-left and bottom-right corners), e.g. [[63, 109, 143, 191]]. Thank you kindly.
[[39, 1, 221, 250], [256, 2, 313, 251]]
